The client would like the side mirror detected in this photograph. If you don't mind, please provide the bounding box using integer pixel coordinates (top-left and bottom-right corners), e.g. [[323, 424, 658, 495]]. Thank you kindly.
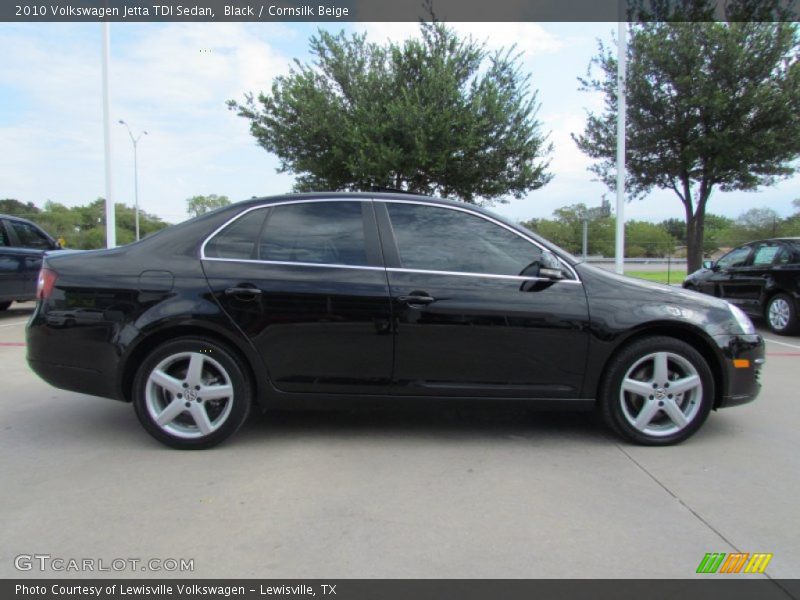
[[702, 260, 714, 270], [539, 250, 564, 280]]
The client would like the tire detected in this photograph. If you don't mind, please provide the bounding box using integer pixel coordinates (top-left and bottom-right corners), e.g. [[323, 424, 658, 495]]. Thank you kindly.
[[132, 337, 252, 449], [0, 301, 11, 311], [599, 336, 714, 446], [765, 293, 798, 335]]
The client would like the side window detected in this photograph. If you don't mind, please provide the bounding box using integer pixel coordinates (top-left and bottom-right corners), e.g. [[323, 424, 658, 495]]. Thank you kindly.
[[8, 220, 52, 249], [787, 242, 800, 264], [0, 221, 8, 247], [386, 203, 541, 276], [752, 243, 780, 266], [204, 209, 267, 259], [259, 202, 368, 266], [717, 246, 752, 269], [775, 248, 791, 265]]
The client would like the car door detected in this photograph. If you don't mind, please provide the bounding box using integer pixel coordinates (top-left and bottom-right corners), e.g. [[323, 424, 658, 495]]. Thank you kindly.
[[201, 199, 394, 395], [376, 200, 590, 399], [725, 242, 783, 314], [2, 218, 55, 300], [702, 245, 753, 300], [0, 219, 24, 300]]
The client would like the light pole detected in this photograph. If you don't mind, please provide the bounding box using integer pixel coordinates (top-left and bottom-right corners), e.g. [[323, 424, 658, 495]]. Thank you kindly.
[[118, 120, 147, 241]]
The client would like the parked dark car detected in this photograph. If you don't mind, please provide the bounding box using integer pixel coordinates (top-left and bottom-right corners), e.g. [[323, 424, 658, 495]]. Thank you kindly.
[[683, 238, 800, 335], [0, 214, 60, 310], [26, 193, 764, 449]]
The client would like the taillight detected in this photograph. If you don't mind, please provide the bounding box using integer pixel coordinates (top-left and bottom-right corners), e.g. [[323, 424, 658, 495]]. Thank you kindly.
[[37, 267, 57, 300]]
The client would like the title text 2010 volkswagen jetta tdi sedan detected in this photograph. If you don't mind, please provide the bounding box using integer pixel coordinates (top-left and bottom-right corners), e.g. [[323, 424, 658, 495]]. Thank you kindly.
[[26, 193, 764, 449]]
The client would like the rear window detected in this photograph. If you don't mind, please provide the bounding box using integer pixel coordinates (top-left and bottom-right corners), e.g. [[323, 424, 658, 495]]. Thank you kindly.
[[8, 219, 52, 249], [203, 209, 267, 260], [204, 201, 369, 266], [260, 202, 367, 266]]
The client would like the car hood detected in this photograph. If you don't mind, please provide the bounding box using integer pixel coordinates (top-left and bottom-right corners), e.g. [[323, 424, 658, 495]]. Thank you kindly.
[[685, 267, 713, 282]]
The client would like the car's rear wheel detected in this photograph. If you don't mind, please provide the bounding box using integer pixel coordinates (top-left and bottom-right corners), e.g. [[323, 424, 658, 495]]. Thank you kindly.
[[765, 293, 798, 335], [599, 336, 713, 445], [133, 337, 251, 449], [0, 301, 11, 311]]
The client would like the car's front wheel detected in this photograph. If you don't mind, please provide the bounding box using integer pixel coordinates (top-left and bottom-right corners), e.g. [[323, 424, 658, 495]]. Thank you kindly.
[[133, 337, 252, 449], [599, 336, 713, 445], [765, 293, 798, 335]]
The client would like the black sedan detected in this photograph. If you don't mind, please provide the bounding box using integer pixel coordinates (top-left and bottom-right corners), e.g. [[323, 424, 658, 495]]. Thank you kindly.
[[683, 238, 800, 335], [27, 193, 764, 449], [0, 214, 60, 310]]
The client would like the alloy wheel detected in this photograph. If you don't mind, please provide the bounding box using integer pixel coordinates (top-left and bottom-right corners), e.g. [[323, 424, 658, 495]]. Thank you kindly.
[[768, 297, 791, 332], [619, 351, 704, 438], [144, 351, 235, 439]]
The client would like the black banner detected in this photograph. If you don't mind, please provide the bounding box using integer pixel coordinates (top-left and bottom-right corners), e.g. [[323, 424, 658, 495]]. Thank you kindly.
[[2, 0, 799, 22], [4, 580, 800, 600]]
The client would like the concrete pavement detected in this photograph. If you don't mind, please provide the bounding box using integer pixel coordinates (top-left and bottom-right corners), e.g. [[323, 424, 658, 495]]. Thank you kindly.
[[1, 302, 797, 579]]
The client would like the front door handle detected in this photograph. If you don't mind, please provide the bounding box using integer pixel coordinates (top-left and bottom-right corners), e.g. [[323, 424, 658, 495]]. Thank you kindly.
[[398, 293, 436, 307]]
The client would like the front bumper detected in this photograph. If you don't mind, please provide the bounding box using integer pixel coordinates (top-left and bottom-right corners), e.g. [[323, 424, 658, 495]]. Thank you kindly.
[[713, 333, 764, 408]]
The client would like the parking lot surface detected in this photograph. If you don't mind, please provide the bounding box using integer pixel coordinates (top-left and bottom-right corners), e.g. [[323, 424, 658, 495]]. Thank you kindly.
[[1, 301, 798, 579]]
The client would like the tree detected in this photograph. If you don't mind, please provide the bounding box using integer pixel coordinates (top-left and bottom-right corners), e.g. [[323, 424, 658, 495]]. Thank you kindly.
[[523, 203, 615, 256], [228, 21, 552, 203], [574, 19, 800, 272], [0, 199, 40, 217], [5, 198, 169, 249], [186, 194, 231, 217], [700, 213, 735, 253], [733, 207, 782, 239], [625, 221, 676, 257]]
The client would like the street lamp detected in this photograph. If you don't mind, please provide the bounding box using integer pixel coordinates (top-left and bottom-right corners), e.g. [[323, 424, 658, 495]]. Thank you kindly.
[[118, 120, 148, 241]]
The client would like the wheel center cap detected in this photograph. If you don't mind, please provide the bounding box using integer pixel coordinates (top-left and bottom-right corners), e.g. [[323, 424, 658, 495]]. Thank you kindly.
[[185, 389, 197, 402], [654, 388, 666, 400]]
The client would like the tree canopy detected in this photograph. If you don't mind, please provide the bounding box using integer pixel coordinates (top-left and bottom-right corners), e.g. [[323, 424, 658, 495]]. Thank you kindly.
[[228, 22, 552, 203], [186, 194, 232, 217], [574, 20, 800, 271], [0, 197, 168, 249]]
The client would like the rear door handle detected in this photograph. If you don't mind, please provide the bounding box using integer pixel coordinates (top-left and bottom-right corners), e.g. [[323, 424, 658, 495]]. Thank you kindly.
[[224, 286, 262, 297], [398, 293, 436, 306]]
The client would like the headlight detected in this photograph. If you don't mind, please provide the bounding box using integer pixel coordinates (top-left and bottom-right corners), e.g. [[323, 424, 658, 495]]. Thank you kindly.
[[728, 303, 756, 335]]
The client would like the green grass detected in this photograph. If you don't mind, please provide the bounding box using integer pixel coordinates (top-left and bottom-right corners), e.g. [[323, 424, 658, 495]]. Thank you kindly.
[[625, 270, 687, 285]]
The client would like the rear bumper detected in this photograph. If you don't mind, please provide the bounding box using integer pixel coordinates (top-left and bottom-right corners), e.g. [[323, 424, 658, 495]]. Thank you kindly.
[[27, 358, 120, 400], [713, 334, 764, 408], [26, 303, 122, 401]]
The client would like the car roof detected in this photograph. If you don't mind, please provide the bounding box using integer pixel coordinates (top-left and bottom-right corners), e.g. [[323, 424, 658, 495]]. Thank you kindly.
[[745, 237, 800, 244], [233, 191, 474, 210], [0, 213, 38, 223], [229, 191, 531, 231]]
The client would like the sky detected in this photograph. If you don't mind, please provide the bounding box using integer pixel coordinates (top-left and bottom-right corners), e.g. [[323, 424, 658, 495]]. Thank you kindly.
[[1, 20, 799, 226]]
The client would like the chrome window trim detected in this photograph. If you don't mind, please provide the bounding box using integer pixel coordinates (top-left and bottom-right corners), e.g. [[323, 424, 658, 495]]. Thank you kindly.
[[199, 198, 371, 266], [199, 196, 581, 283], [387, 267, 583, 284], [380, 199, 581, 282]]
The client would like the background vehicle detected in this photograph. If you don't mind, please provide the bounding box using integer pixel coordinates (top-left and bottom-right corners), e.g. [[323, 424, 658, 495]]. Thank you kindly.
[[26, 193, 763, 449], [0, 214, 60, 310], [683, 238, 800, 335]]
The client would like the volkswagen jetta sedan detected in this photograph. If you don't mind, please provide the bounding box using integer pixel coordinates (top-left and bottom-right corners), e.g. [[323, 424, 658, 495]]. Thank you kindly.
[[27, 192, 764, 449]]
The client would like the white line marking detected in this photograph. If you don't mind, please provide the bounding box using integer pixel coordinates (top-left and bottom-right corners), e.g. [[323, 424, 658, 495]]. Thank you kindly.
[[763, 337, 800, 350], [0, 320, 27, 328]]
